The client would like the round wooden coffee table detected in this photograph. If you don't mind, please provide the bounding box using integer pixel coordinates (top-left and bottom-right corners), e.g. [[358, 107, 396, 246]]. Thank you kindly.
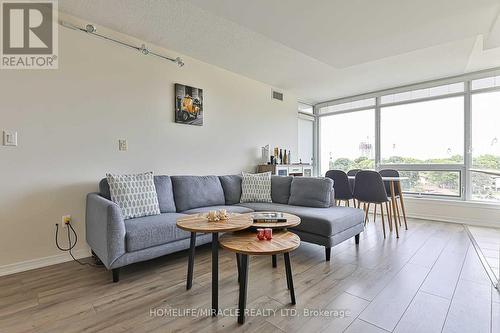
[[219, 230, 300, 324], [176, 214, 253, 316], [244, 212, 301, 268]]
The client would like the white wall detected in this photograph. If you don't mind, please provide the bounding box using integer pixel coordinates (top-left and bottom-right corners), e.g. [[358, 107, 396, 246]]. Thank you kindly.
[[0, 14, 297, 272]]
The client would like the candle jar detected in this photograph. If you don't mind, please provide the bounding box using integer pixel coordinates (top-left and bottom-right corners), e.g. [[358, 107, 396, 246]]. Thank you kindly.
[[256, 228, 266, 240], [264, 228, 273, 240]]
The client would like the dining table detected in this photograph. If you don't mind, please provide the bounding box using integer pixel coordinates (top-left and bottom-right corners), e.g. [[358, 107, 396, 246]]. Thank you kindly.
[[348, 175, 409, 238]]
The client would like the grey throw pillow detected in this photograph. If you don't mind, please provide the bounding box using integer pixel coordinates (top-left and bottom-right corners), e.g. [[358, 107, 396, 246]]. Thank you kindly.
[[240, 172, 272, 203], [106, 172, 161, 219]]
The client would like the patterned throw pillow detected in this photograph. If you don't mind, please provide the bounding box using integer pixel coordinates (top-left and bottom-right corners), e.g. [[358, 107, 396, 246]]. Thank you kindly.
[[106, 172, 161, 219], [240, 172, 272, 203]]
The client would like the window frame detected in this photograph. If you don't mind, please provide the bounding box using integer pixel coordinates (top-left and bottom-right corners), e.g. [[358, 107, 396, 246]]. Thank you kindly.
[[298, 101, 316, 174], [312, 67, 500, 202]]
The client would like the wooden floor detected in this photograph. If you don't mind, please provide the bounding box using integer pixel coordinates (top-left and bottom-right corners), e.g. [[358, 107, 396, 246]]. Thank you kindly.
[[1, 218, 499, 333]]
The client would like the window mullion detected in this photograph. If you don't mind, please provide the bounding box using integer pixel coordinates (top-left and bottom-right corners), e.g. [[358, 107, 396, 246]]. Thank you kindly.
[[464, 80, 472, 201]]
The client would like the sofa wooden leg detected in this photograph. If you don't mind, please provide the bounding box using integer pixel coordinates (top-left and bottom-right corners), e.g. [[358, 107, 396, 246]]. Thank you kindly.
[[112, 268, 120, 283], [355, 234, 360, 244], [325, 247, 331, 261]]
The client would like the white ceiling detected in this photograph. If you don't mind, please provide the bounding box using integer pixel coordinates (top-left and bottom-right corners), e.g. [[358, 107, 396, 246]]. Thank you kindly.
[[59, 0, 500, 104]]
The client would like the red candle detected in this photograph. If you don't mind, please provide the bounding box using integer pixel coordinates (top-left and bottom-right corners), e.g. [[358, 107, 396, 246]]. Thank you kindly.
[[264, 228, 273, 240], [256, 228, 266, 240]]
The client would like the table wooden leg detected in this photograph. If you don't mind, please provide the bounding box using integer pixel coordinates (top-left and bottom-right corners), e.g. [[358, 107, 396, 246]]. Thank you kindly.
[[186, 232, 196, 290], [238, 254, 249, 324], [236, 253, 241, 283], [272, 254, 277, 268], [397, 181, 408, 230], [390, 181, 400, 238], [212, 232, 219, 316], [284, 252, 296, 305]]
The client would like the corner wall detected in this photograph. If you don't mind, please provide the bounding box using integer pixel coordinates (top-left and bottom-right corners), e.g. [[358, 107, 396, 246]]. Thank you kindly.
[[0, 15, 298, 272]]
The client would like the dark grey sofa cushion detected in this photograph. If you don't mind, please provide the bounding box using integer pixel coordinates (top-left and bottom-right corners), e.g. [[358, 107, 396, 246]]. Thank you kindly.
[[236, 202, 364, 236], [219, 175, 242, 205], [154, 176, 177, 213], [288, 177, 333, 208], [272, 176, 293, 204], [124, 213, 190, 252], [182, 205, 253, 214], [171, 176, 225, 212], [99, 175, 176, 213]]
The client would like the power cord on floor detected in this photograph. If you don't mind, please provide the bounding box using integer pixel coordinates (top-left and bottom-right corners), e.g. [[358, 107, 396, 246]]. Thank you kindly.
[[55, 222, 101, 268]]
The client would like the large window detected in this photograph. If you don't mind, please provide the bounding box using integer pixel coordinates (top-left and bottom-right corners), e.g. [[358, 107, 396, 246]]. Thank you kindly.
[[380, 97, 464, 164], [471, 91, 500, 201], [320, 109, 375, 175], [314, 70, 500, 202]]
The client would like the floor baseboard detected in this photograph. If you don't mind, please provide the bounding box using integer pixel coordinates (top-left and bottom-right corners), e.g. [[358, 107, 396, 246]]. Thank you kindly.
[[0, 248, 91, 277]]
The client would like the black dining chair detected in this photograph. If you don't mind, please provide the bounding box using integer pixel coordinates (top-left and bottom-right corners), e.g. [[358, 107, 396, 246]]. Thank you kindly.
[[379, 169, 408, 230], [353, 170, 394, 238], [325, 170, 354, 207]]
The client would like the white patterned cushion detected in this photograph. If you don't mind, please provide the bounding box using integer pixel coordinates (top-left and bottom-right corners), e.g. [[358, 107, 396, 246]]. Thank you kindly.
[[106, 172, 161, 219], [240, 172, 272, 203]]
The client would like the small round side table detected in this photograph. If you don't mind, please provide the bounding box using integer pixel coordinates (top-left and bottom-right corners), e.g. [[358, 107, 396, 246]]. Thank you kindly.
[[219, 230, 300, 324]]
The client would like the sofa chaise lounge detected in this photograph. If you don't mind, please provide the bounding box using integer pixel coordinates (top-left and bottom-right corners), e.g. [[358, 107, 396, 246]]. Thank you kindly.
[[86, 175, 364, 282]]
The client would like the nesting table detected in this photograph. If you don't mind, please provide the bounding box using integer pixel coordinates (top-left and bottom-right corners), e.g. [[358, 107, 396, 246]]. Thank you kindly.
[[219, 230, 301, 324], [176, 214, 253, 316], [176, 212, 301, 324]]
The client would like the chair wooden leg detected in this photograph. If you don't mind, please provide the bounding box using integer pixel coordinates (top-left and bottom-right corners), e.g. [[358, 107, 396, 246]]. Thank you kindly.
[[379, 204, 386, 238], [387, 201, 393, 231], [363, 203, 369, 226], [366, 203, 371, 224], [373, 204, 377, 223], [397, 182, 408, 230], [387, 202, 393, 231], [385, 202, 393, 233], [389, 181, 400, 238], [395, 197, 402, 227], [346, 200, 350, 207]]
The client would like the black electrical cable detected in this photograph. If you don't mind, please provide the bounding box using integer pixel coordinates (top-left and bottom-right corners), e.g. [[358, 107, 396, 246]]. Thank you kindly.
[[55, 222, 101, 268]]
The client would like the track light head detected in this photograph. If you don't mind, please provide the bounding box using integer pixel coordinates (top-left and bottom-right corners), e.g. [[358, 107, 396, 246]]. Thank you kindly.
[[140, 44, 150, 55], [175, 57, 184, 67], [85, 24, 96, 33]]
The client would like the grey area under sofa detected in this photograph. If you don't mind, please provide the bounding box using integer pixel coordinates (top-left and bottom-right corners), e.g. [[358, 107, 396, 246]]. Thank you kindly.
[[85, 175, 364, 282]]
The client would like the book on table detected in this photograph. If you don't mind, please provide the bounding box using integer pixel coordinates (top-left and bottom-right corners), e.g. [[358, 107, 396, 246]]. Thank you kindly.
[[252, 212, 287, 223]]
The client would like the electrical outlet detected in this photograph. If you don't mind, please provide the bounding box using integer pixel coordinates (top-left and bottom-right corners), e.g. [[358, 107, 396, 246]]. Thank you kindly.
[[61, 215, 72, 226], [3, 130, 17, 146], [118, 139, 128, 151]]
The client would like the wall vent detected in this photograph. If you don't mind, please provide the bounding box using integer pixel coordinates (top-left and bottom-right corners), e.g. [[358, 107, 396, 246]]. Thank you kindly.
[[272, 89, 284, 101]]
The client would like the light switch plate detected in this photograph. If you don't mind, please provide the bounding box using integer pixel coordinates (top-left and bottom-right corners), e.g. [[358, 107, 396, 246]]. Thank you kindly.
[[3, 130, 17, 146], [118, 139, 128, 151]]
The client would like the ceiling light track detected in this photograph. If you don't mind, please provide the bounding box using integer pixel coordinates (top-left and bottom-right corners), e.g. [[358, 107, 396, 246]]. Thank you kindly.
[[59, 21, 185, 67]]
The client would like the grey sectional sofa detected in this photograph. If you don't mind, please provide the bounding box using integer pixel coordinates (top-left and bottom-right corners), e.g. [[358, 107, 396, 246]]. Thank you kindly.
[[86, 175, 364, 282]]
